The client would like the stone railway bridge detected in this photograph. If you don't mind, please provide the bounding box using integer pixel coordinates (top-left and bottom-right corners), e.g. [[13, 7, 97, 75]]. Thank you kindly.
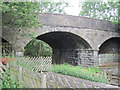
[[2, 13, 120, 67]]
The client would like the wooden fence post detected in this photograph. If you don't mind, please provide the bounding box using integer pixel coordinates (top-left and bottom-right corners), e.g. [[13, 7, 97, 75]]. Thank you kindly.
[[41, 73, 46, 88], [19, 66, 23, 88]]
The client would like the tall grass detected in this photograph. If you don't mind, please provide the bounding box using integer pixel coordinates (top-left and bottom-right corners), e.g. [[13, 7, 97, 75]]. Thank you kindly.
[[51, 63, 109, 84]]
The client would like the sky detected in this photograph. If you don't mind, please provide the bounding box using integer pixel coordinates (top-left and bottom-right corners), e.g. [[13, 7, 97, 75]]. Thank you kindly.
[[52, 0, 83, 16], [52, 0, 117, 16], [64, 0, 81, 16]]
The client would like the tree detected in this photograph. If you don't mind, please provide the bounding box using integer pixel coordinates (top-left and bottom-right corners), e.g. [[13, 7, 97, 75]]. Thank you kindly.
[[79, 0, 119, 24], [24, 39, 52, 56], [1, 1, 68, 33], [1, 2, 41, 31], [39, 0, 68, 14]]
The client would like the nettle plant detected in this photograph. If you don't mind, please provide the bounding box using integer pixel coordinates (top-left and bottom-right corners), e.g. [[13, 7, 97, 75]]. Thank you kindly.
[[2, 72, 19, 88], [0, 56, 25, 88], [2, 71, 26, 88]]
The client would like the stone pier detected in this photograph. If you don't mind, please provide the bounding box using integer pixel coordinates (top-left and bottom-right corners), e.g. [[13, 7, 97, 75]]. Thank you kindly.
[[53, 49, 98, 67]]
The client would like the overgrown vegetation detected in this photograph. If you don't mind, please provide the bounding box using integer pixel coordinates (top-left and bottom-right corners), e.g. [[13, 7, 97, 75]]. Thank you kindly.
[[24, 39, 52, 57], [0, 56, 26, 88], [1, 71, 26, 88], [1, 2, 41, 32], [1, 1, 68, 31], [79, 0, 120, 30], [51, 63, 109, 84], [79, 0, 119, 24], [1, 72, 19, 88]]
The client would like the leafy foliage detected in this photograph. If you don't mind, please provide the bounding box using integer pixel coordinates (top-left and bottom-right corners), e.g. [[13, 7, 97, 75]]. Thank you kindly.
[[1, 2, 41, 31], [39, 0, 68, 14], [24, 39, 52, 56], [51, 63, 109, 83], [1, 1, 68, 31], [2, 72, 20, 88], [79, 1, 119, 24]]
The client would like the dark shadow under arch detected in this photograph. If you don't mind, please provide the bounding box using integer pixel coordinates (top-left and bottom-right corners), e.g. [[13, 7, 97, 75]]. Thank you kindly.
[[36, 31, 92, 49], [35, 31, 92, 65], [24, 39, 52, 57], [99, 37, 120, 54]]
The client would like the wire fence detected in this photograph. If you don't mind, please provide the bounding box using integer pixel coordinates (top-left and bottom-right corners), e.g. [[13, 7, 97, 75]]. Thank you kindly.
[[9, 56, 52, 72], [0, 56, 52, 88]]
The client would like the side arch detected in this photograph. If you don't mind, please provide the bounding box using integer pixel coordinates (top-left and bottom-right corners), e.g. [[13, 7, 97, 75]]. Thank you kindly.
[[0, 36, 12, 45], [98, 37, 120, 64], [1, 38, 14, 56], [99, 37, 120, 54], [98, 36, 120, 49]]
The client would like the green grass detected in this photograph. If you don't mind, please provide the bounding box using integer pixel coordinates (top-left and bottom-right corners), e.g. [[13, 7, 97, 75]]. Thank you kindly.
[[51, 63, 109, 84]]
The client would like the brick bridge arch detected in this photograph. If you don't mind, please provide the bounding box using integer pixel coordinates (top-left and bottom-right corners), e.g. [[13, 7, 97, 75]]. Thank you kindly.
[[2, 13, 120, 66], [36, 31, 92, 65]]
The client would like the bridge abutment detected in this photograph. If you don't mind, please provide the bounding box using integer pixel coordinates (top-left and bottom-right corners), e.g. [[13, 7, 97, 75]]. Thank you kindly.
[[52, 49, 99, 67], [93, 50, 99, 67]]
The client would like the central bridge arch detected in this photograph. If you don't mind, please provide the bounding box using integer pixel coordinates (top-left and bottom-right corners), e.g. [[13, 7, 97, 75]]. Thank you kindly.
[[36, 31, 93, 66]]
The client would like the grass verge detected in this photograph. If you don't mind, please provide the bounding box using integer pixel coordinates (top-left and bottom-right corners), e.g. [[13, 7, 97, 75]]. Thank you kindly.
[[51, 63, 109, 84]]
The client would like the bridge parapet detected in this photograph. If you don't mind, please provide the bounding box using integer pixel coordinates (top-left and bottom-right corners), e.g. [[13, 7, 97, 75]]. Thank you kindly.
[[39, 13, 117, 31]]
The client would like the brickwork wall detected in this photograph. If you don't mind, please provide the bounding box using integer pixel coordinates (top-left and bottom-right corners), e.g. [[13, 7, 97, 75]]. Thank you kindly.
[[78, 49, 94, 67], [53, 49, 95, 67], [99, 54, 120, 64]]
